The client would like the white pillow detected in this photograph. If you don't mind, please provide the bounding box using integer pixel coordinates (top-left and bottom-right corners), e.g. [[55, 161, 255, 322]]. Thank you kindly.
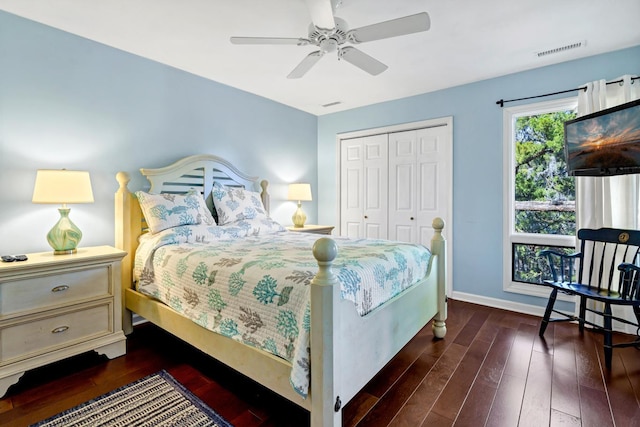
[[211, 181, 267, 225], [136, 190, 215, 234]]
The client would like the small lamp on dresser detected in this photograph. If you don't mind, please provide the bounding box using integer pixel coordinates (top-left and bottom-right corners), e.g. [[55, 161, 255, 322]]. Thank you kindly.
[[288, 183, 312, 228], [32, 169, 94, 255]]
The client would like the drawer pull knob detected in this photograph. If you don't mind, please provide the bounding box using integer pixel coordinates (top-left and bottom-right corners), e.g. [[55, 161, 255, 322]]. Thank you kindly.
[[51, 285, 70, 293], [52, 326, 69, 334]]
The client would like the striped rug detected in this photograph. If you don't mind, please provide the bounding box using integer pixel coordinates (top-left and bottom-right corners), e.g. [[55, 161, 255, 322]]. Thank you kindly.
[[30, 370, 233, 427]]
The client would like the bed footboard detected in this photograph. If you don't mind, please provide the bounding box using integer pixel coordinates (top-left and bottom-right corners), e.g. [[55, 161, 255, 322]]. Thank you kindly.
[[308, 219, 447, 427]]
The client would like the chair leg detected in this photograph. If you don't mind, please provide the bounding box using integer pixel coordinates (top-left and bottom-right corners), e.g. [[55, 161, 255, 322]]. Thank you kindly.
[[634, 305, 640, 348], [603, 303, 613, 369], [540, 288, 557, 337], [578, 296, 587, 333]]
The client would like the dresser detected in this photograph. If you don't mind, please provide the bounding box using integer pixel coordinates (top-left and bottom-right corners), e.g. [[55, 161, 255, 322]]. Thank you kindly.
[[0, 246, 127, 397], [286, 225, 335, 235]]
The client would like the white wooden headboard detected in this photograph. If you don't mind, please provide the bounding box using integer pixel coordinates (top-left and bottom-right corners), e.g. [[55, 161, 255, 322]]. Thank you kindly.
[[140, 153, 269, 212]]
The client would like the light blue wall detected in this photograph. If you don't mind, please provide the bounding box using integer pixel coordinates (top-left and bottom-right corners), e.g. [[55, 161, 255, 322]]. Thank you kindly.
[[317, 45, 640, 309], [0, 11, 317, 254]]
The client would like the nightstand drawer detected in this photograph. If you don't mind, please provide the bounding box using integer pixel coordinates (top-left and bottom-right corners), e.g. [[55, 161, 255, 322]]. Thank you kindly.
[[0, 267, 111, 317], [0, 304, 112, 364]]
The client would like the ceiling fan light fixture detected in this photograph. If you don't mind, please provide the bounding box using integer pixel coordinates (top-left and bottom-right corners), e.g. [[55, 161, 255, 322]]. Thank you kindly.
[[319, 38, 338, 53]]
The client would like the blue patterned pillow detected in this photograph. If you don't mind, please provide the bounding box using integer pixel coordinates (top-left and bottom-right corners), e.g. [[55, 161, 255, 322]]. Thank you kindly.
[[136, 190, 215, 234], [211, 181, 267, 225]]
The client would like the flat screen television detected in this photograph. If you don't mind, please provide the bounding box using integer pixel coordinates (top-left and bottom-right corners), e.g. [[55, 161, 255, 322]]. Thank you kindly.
[[564, 98, 640, 176]]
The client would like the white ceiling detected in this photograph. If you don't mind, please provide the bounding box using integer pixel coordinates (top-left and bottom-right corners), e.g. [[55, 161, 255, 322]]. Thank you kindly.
[[1, 0, 639, 116]]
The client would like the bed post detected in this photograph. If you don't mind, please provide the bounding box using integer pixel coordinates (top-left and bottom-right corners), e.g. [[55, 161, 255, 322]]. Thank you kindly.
[[431, 217, 447, 338], [310, 238, 342, 427], [115, 172, 139, 335]]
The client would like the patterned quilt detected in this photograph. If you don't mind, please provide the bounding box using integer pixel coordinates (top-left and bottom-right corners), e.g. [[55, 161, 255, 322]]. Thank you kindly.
[[134, 219, 431, 397]]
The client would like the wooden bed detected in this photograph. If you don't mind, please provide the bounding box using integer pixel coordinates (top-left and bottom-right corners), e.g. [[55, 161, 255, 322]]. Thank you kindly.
[[114, 154, 447, 427]]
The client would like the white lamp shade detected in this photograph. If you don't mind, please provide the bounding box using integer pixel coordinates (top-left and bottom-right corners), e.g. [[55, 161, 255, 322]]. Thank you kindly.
[[32, 170, 94, 204], [288, 183, 312, 201]]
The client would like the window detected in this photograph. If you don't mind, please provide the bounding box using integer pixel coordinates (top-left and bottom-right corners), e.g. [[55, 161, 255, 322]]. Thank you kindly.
[[503, 98, 578, 297]]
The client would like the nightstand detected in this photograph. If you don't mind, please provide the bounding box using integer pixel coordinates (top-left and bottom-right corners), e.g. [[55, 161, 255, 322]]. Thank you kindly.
[[0, 246, 127, 397], [286, 225, 335, 235]]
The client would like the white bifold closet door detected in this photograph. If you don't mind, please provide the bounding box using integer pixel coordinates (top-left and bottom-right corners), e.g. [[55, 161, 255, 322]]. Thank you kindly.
[[340, 124, 450, 247], [340, 134, 388, 239], [388, 126, 450, 246]]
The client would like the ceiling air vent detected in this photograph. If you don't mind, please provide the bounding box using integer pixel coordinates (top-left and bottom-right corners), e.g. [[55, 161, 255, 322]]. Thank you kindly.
[[536, 40, 586, 58], [322, 101, 342, 108]]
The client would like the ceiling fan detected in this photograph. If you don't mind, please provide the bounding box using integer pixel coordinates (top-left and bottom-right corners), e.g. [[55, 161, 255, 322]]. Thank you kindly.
[[230, 0, 430, 79]]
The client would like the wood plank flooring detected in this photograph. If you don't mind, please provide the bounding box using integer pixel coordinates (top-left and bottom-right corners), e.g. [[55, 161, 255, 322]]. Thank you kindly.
[[2, 299, 639, 426]]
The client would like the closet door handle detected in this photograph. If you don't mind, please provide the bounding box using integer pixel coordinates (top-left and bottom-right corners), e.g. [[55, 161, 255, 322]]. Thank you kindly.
[[364, 215, 368, 219], [410, 217, 415, 220]]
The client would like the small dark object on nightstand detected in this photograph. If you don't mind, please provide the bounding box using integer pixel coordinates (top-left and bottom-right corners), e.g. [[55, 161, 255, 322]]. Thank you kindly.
[[1, 255, 28, 262]]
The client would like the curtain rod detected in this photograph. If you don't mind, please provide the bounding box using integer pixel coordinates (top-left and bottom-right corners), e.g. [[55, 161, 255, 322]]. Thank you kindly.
[[496, 76, 639, 107]]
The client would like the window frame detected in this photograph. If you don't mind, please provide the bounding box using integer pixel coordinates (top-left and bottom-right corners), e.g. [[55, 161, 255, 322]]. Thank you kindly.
[[502, 97, 578, 298]]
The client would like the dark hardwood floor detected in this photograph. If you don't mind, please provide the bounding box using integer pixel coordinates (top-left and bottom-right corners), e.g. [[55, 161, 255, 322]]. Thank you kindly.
[[2, 299, 640, 427]]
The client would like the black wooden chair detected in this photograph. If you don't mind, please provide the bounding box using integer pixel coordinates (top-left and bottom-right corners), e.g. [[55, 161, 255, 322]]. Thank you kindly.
[[539, 227, 640, 368]]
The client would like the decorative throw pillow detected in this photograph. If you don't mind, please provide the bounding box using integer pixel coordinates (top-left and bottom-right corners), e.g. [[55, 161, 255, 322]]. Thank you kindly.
[[186, 189, 216, 226], [210, 181, 267, 225], [136, 190, 215, 234]]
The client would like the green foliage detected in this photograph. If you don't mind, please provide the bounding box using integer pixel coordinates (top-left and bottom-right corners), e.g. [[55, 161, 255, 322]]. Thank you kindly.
[[514, 110, 577, 235], [513, 244, 575, 284], [515, 211, 576, 235]]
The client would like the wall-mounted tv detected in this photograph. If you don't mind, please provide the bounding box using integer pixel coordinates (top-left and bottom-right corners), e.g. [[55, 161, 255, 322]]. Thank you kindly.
[[564, 98, 640, 176]]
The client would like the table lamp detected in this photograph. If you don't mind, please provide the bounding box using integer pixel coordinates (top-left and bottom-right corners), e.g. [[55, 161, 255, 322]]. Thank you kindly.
[[32, 169, 94, 254], [287, 183, 312, 228]]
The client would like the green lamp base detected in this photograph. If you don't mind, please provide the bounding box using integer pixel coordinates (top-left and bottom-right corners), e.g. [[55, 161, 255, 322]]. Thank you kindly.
[[291, 202, 307, 228], [47, 207, 82, 255]]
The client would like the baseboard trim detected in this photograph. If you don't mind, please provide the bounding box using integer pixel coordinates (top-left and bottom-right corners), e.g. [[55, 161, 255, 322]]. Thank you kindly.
[[450, 291, 549, 317]]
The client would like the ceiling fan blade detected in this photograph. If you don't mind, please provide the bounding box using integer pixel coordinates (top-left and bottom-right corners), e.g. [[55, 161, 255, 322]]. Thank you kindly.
[[340, 46, 388, 76], [304, 0, 336, 30], [230, 37, 307, 45], [349, 12, 430, 43], [287, 51, 324, 79]]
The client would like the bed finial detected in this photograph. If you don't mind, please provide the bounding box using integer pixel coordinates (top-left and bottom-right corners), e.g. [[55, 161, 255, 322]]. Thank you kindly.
[[312, 237, 338, 263], [312, 237, 338, 286], [432, 217, 444, 234], [116, 171, 131, 190]]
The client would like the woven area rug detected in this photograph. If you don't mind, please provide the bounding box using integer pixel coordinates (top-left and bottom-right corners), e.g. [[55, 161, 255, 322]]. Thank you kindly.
[[30, 370, 233, 427]]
